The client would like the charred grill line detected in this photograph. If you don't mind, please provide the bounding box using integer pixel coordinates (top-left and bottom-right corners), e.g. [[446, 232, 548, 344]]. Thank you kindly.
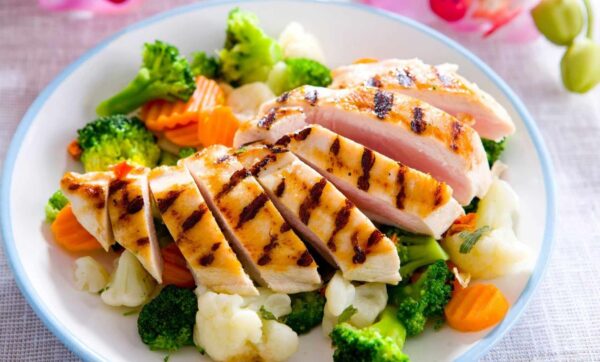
[[258, 108, 278, 130], [357, 148, 376, 191], [397, 67, 415, 87], [182, 204, 208, 232], [434, 184, 443, 207], [280, 222, 292, 233], [294, 127, 312, 141], [237, 193, 269, 229], [373, 90, 394, 119], [367, 230, 384, 247], [350, 232, 366, 264], [296, 250, 314, 267], [126, 195, 144, 214], [108, 179, 128, 195], [136, 237, 149, 247], [411, 106, 427, 134], [276, 91, 290, 103], [330, 137, 341, 156], [366, 76, 382, 88], [304, 89, 318, 106], [216, 168, 250, 200], [450, 121, 463, 152], [299, 178, 327, 224], [250, 154, 277, 176], [396, 164, 407, 209], [275, 135, 291, 147], [327, 199, 354, 251], [275, 178, 286, 197], [157, 189, 183, 213]]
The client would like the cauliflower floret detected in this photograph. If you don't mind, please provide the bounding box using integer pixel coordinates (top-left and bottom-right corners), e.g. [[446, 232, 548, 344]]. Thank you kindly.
[[442, 178, 531, 279], [226, 82, 275, 121], [257, 320, 299, 362], [278, 22, 326, 63], [100, 250, 156, 307], [73, 256, 109, 293], [244, 287, 292, 319], [349, 283, 388, 328]]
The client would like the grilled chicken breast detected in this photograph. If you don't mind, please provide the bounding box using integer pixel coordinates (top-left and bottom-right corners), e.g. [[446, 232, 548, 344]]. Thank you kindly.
[[241, 86, 491, 204], [184, 145, 322, 293], [236, 144, 401, 284], [276, 125, 464, 238], [107, 166, 162, 282], [330, 58, 515, 141], [148, 165, 258, 295], [60, 171, 114, 251]]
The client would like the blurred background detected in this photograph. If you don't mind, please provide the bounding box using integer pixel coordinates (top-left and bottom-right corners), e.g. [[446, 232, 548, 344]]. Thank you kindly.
[[1, 0, 599, 360]]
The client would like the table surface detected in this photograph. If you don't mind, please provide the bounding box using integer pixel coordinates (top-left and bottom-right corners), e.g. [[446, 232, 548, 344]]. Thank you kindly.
[[1, 1, 599, 361]]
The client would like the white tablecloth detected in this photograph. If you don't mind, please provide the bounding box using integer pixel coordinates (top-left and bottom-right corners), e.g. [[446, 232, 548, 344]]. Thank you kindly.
[[1, 1, 599, 360]]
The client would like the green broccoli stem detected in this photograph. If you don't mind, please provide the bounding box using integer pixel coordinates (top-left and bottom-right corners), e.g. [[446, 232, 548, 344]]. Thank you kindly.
[[400, 235, 448, 278], [371, 307, 407, 350], [96, 69, 154, 116]]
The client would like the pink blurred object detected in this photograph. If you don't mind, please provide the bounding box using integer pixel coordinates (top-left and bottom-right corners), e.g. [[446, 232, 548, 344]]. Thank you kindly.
[[39, 0, 142, 15], [362, 0, 539, 42]]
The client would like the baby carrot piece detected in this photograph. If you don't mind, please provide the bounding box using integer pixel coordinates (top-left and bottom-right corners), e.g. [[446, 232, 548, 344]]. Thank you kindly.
[[161, 243, 195, 288], [67, 140, 82, 160], [197, 106, 240, 147], [163, 122, 202, 147], [445, 283, 509, 332], [51, 205, 103, 252]]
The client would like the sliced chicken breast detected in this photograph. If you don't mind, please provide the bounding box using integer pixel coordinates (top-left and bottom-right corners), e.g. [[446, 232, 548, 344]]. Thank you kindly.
[[148, 165, 258, 296], [60, 171, 114, 251], [276, 125, 464, 238], [330, 58, 515, 141], [246, 86, 491, 204], [107, 166, 162, 282], [183, 145, 322, 293], [236, 144, 401, 284]]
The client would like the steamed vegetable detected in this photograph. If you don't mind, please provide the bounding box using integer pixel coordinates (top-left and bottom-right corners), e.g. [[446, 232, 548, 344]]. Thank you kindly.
[[51, 205, 103, 252], [45, 190, 69, 223], [481, 138, 506, 166], [267, 58, 332, 95], [219, 8, 282, 85], [163, 122, 201, 147], [97, 40, 196, 116], [138, 285, 198, 351], [73, 256, 109, 293], [283, 291, 326, 334], [77, 115, 161, 171], [278, 22, 326, 63], [226, 82, 275, 120], [445, 283, 509, 332], [161, 243, 195, 288], [101, 250, 156, 307], [197, 106, 240, 147], [190, 51, 220, 79], [243, 287, 292, 319]]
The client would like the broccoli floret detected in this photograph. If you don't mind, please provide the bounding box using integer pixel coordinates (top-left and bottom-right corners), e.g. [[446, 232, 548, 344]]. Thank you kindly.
[[388, 261, 453, 337], [330, 306, 410, 362], [190, 51, 220, 79], [137, 285, 198, 351], [283, 291, 325, 334], [77, 115, 160, 171], [267, 58, 332, 95], [97, 40, 196, 116], [482, 138, 506, 166], [219, 8, 282, 86], [45, 190, 69, 222], [383, 227, 448, 279], [178, 147, 196, 158], [158, 147, 196, 166]]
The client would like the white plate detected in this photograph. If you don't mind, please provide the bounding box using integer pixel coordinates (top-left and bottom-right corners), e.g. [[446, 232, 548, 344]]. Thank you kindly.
[[0, 1, 556, 361]]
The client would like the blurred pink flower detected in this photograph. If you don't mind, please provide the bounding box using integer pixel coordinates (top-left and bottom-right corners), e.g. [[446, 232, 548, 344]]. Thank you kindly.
[[39, 0, 142, 15]]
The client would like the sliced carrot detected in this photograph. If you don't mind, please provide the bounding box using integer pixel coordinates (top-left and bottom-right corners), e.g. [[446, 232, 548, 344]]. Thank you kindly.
[[445, 283, 509, 332], [113, 161, 134, 179], [446, 213, 477, 236], [197, 106, 240, 147], [51, 205, 103, 252], [67, 140, 82, 160], [163, 122, 202, 147], [161, 243, 195, 288], [141, 76, 225, 132], [353, 57, 379, 64]]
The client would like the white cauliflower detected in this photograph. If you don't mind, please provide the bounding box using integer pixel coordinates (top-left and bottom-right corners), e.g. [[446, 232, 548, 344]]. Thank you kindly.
[[226, 82, 275, 121], [73, 256, 109, 293], [278, 22, 326, 63], [442, 177, 531, 279], [322, 272, 387, 335], [244, 287, 292, 319], [100, 250, 156, 307], [258, 320, 299, 362]]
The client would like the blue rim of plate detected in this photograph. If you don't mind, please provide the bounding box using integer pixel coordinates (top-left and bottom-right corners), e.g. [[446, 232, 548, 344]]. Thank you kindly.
[[0, 0, 556, 361]]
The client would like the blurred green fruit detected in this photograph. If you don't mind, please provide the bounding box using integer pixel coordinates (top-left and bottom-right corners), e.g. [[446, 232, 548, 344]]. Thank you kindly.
[[531, 0, 584, 45], [561, 38, 600, 93]]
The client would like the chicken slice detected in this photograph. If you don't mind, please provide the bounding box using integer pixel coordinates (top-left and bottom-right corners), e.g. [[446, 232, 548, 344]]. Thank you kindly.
[[239, 86, 491, 205], [60, 171, 114, 251], [148, 165, 258, 296], [276, 125, 464, 238], [236, 144, 401, 284], [183, 145, 322, 293], [107, 166, 162, 282], [330, 58, 515, 141]]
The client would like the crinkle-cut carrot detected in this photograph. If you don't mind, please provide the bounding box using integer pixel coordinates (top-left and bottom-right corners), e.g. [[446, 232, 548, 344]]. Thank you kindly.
[[446, 213, 477, 236], [163, 122, 202, 147], [141, 76, 225, 131], [353, 57, 379, 64], [197, 106, 240, 147], [67, 140, 82, 160], [161, 243, 195, 288], [445, 283, 509, 332], [51, 205, 103, 252]]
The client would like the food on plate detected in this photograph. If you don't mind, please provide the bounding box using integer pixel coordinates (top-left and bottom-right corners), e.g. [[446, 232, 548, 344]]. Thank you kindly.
[[444, 283, 509, 332], [160, 243, 196, 288], [482, 138, 507, 166], [51, 205, 103, 252], [236, 144, 401, 284], [276, 125, 464, 237], [240, 85, 492, 205], [184, 145, 322, 293], [226, 82, 276, 120], [148, 165, 257, 295], [100, 250, 156, 307], [73, 256, 109, 293], [278, 22, 326, 63], [197, 106, 240, 147], [330, 58, 516, 141], [107, 165, 163, 282], [190, 51, 220, 79], [45, 190, 69, 223], [282, 291, 326, 334], [267, 57, 332, 95]]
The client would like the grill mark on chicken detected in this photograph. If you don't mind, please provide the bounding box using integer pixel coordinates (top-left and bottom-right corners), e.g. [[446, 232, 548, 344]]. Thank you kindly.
[[299, 178, 327, 224], [276, 91, 290, 103], [280, 222, 292, 233], [182, 204, 208, 232], [157, 189, 183, 213], [275, 178, 286, 197], [396, 164, 407, 209], [237, 193, 269, 228], [367, 230, 384, 247], [434, 184, 444, 207], [275, 135, 291, 147], [258, 108, 277, 130], [250, 154, 277, 176], [83, 185, 103, 199], [327, 199, 354, 251], [199, 253, 215, 266], [411, 106, 427, 134], [108, 179, 128, 195], [296, 250, 314, 267], [450, 121, 463, 152], [294, 127, 312, 141], [126, 195, 144, 214], [257, 234, 279, 266], [304, 89, 318, 106], [136, 237, 149, 247], [216, 168, 250, 200], [434, 66, 453, 87], [351, 232, 367, 264], [357, 148, 376, 191], [68, 183, 80, 191], [211, 242, 222, 251], [373, 90, 394, 119], [330, 137, 341, 155], [366, 76, 382, 88]]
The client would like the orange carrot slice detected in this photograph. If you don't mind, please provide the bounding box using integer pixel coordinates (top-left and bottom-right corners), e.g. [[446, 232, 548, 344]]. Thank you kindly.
[[67, 140, 82, 160], [141, 76, 225, 132], [51, 205, 103, 252], [197, 106, 240, 147], [161, 243, 195, 288], [445, 283, 509, 332], [163, 122, 202, 147]]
